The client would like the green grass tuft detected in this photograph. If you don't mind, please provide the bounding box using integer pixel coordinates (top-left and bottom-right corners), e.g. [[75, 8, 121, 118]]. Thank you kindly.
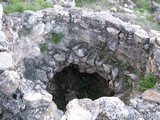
[[49, 33, 63, 44], [39, 43, 47, 53], [22, 25, 32, 35], [3, 0, 52, 13], [138, 73, 157, 91]]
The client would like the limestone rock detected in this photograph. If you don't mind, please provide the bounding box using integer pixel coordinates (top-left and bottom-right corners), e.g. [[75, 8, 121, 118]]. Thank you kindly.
[[2, 96, 23, 114], [0, 31, 8, 51], [142, 89, 160, 103], [107, 27, 119, 35], [21, 102, 63, 120], [130, 97, 160, 120], [112, 67, 119, 78], [102, 63, 111, 74], [127, 73, 138, 80], [28, 15, 38, 26], [72, 46, 87, 58], [54, 53, 66, 62], [134, 27, 150, 44], [32, 23, 45, 37], [35, 69, 48, 83], [0, 52, 14, 70], [44, 22, 53, 34], [0, 70, 20, 95], [61, 97, 129, 120], [19, 79, 52, 108], [154, 49, 160, 66]]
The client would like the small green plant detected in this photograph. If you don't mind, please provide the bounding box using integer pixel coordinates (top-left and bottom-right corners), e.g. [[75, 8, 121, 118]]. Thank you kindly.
[[39, 43, 47, 53], [22, 25, 32, 35], [132, 0, 152, 13], [138, 73, 157, 91], [119, 62, 130, 69], [49, 33, 63, 44], [122, 75, 131, 83], [146, 14, 153, 22]]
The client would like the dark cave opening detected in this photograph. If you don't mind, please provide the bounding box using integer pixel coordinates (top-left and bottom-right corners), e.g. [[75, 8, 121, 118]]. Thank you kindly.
[[47, 64, 115, 110]]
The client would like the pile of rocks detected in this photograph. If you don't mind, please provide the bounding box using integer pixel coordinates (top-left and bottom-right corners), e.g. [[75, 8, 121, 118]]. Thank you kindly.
[[0, 3, 160, 120]]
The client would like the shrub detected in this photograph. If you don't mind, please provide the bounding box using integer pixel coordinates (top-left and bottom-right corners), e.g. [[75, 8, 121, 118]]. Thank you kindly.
[[138, 73, 157, 91]]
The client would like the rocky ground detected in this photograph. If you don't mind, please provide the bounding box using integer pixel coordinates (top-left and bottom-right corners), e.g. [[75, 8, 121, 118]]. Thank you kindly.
[[0, 0, 160, 120]]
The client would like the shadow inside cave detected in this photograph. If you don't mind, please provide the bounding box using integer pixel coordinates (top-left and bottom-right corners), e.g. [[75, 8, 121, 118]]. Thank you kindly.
[[47, 64, 115, 110]]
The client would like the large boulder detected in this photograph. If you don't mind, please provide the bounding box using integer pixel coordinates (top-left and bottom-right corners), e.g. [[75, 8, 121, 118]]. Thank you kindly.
[[19, 79, 52, 108], [0, 70, 20, 95], [61, 97, 130, 120]]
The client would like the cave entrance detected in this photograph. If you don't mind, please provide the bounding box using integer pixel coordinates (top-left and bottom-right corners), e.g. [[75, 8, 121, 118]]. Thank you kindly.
[[47, 64, 114, 110]]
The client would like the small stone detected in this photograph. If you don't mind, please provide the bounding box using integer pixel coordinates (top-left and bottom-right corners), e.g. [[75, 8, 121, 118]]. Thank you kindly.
[[102, 64, 111, 74], [154, 49, 160, 66], [107, 27, 119, 35], [95, 60, 103, 66], [127, 73, 138, 80], [28, 15, 37, 26], [142, 90, 160, 103], [44, 22, 53, 34], [35, 69, 48, 82], [23, 90, 52, 108], [134, 28, 149, 43], [130, 99, 138, 108], [86, 68, 96, 74], [0, 70, 20, 95], [19, 79, 52, 108], [73, 48, 87, 58], [30, 47, 41, 57], [54, 53, 66, 62], [112, 68, 119, 78], [0, 52, 14, 70], [155, 83, 160, 91], [110, 7, 117, 12], [67, 53, 75, 63]]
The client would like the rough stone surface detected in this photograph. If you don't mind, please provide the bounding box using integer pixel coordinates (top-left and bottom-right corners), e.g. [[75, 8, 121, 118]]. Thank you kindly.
[[0, 52, 14, 70], [0, 70, 20, 95], [19, 79, 52, 108], [142, 89, 160, 103], [130, 97, 160, 120], [61, 97, 129, 120]]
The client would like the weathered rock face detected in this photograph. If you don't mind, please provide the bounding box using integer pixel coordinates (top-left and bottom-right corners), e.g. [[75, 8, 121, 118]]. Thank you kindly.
[[1, 3, 160, 120], [61, 97, 130, 120], [5, 5, 160, 76], [0, 4, 62, 120]]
